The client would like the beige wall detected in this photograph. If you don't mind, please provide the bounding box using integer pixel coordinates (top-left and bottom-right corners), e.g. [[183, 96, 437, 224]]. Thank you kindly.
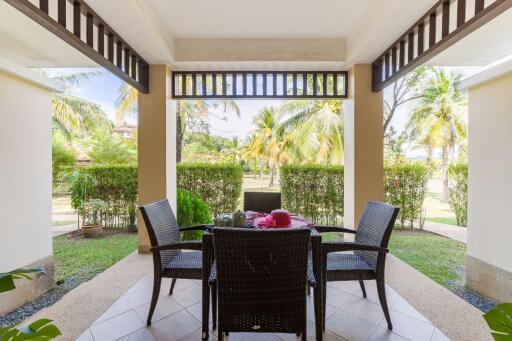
[[344, 64, 384, 229], [0, 71, 52, 271], [466, 72, 512, 302], [138, 65, 177, 253]]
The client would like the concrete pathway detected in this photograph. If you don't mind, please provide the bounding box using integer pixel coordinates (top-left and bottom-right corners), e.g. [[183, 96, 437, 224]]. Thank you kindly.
[[423, 221, 467, 243], [52, 213, 78, 236]]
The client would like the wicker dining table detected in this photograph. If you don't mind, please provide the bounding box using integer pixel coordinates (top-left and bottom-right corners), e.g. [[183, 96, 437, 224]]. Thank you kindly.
[[200, 226, 324, 341]]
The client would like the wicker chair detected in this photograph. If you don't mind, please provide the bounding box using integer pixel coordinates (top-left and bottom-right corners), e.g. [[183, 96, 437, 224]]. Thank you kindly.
[[317, 201, 399, 330], [139, 199, 213, 326], [243, 191, 281, 213], [210, 228, 314, 340]]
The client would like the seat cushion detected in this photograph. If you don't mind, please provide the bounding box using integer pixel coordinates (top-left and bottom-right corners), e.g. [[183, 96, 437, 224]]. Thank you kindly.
[[163, 251, 202, 279], [327, 253, 373, 271]]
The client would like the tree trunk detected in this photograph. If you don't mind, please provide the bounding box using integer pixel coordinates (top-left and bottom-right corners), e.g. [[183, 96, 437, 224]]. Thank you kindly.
[[269, 166, 275, 188], [442, 144, 449, 202], [176, 102, 183, 163]]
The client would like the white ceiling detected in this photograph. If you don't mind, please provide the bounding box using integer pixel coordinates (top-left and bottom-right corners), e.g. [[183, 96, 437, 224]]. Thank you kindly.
[[0, 1, 95, 67], [2, 0, 512, 74], [144, 0, 373, 39]]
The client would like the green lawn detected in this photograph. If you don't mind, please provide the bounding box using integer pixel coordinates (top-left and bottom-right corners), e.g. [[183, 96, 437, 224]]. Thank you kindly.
[[52, 220, 75, 227], [388, 231, 466, 288], [53, 230, 138, 285]]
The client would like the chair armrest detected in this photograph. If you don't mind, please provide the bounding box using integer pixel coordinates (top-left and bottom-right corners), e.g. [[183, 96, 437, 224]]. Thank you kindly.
[[315, 225, 356, 234], [179, 224, 213, 232], [150, 241, 202, 252], [322, 242, 388, 254]]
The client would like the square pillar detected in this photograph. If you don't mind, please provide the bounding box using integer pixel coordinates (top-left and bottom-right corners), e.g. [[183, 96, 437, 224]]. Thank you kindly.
[[344, 64, 384, 229], [138, 65, 177, 253]]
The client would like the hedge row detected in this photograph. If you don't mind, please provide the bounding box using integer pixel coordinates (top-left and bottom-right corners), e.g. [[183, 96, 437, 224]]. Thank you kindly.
[[384, 163, 429, 228], [177, 163, 243, 216], [281, 165, 344, 226], [448, 163, 468, 227], [70, 165, 137, 228]]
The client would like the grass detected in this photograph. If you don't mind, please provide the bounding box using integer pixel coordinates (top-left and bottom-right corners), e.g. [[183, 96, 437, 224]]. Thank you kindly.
[[426, 216, 458, 225], [53, 230, 138, 285], [52, 220, 75, 227], [388, 231, 466, 288]]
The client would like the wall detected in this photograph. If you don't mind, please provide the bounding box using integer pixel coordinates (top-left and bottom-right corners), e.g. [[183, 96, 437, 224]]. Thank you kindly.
[[466, 71, 512, 303], [0, 68, 55, 313]]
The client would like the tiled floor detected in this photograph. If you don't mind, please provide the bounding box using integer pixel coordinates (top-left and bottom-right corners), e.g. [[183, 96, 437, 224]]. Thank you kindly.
[[78, 276, 450, 341]]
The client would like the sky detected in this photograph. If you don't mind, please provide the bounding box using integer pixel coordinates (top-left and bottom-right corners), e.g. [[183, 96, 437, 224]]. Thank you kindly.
[[46, 63, 488, 158]]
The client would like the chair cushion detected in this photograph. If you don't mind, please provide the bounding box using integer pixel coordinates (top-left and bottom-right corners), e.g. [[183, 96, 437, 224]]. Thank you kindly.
[[164, 251, 202, 270], [327, 253, 374, 271]]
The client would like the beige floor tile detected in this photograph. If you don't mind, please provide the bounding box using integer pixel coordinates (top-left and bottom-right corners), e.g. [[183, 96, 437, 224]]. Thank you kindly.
[[90, 310, 145, 341], [364, 285, 400, 307], [172, 285, 203, 308], [119, 327, 157, 341], [430, 328, 451, 341], [135, 295, 185, 324], [326, 309, 378, 341], [368, 327, 410, 341], [380, 311, 435, 341], [186, 301, 213, 322], [391, 297, 431, 324], [325, 287, 353, 308], [339, 296, 385, 325], [76, 328, 94, 341], [93, 296, 132, 325], [149, 309, 201, 340], [327, 281, 361, 295], [306, 296, 335, 322]]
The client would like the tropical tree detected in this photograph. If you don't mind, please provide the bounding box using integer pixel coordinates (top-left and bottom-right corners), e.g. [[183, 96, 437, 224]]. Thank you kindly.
[[251, 108, 291, 187], [277, 100, 344, 165], [116, 84, 240, 162], [407, 68, 467, 201], [48, 71, 110, 138]]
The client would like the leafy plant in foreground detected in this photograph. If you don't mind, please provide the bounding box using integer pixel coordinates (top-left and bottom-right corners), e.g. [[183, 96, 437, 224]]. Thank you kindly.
[[484, 303, 512, 340], [0, 269, 61, 340]]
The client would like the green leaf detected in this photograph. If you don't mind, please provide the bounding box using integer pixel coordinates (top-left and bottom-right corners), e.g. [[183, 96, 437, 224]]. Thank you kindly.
[[0, 273, 16, 293], [0, 268, 45, 293], [484, 304, 512, 340], [0, 319, 61, 341]]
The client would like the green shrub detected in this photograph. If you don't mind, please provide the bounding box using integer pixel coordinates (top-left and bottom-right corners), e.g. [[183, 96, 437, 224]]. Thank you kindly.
[[70, 165, 137, 228], [52, 135, 76, 181], [384, 163, 429, 228], [177, 163, 243, 216], [177, 189, 212, 240], [87, 129, 137, 165], [281, 165, 344, 226], [448, 163, 468, 227]]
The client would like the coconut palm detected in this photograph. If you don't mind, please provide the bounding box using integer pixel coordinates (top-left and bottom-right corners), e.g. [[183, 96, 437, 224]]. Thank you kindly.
[[49, 71, 110, 138], [407, 68, 467, 201], [116, 84, 240, 162], [277, 99, 344, 165]]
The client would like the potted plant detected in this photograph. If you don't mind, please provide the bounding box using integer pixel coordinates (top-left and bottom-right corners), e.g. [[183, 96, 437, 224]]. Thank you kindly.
[[78, 199, 106, 238]]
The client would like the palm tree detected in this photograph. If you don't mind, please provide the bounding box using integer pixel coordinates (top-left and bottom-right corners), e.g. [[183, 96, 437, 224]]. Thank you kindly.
[[407, 68, 467, 201], [252, 108, 291, 187], [277, 99, 344, 165], [116, 84, 240, 162], [49, 71, 110, 138]]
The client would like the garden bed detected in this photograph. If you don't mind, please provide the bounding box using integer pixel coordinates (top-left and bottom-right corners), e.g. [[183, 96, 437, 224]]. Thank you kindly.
[[0, 229, 137, 327], [389, 230, 495, 312]]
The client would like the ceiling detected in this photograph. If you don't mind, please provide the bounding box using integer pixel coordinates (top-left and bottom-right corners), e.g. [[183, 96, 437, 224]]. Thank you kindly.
[[1, 0, 512, 74], [0, 1, 95, 67]]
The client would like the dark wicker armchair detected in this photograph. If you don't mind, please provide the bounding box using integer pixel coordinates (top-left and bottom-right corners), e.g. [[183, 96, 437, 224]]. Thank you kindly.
[[211, 228, 314, 340], [317, 201, 399, 330], [139, 199, 213, 326], [243, 191, 281, 213]]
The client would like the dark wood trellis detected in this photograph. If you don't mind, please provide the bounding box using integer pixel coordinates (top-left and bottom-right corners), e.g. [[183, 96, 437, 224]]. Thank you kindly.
[[371, 0, 512, 92], [172, 71, 348, 99], [5, 0, 150, 93]]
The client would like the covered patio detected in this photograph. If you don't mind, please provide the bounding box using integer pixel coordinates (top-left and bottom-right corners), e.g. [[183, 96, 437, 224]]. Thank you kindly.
[[2, 0, 512, 340]]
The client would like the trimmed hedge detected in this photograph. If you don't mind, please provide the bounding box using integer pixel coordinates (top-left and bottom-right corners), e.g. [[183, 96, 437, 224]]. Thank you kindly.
[[448, 163, 468, 227], [177, 163, 243, 216], [281, 165, 344, 226], [70, 165, 137, 228], [384, 163, 429, 228]]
